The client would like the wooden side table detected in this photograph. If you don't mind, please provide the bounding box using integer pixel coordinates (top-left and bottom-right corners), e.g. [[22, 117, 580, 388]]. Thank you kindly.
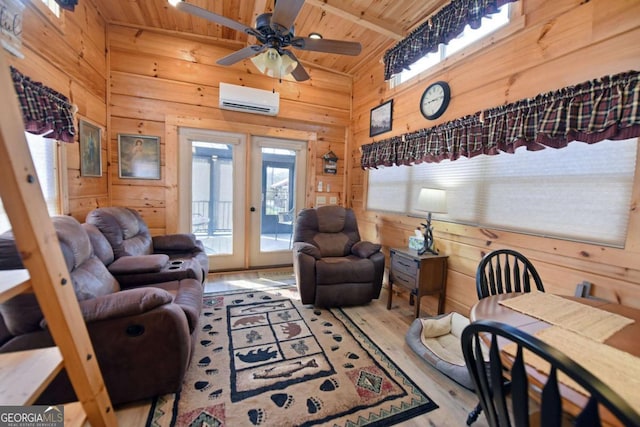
[[387, 247, 448, 318]]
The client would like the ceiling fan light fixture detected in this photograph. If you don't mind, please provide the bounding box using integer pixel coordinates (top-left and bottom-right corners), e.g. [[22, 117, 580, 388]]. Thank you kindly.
[[172, 0, 360, 82], [251, 48, 297, 79], [280, 54, 298, 76], [251, 48, 281, 74]]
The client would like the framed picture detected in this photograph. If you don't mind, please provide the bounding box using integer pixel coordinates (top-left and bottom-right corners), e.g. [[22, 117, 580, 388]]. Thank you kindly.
[[79, 119, 102, 177], [369, 99, 393, 137], [118, 134, 161, 180]]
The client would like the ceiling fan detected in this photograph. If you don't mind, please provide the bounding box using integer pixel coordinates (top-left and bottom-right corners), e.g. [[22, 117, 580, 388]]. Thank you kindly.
[[169, 0, 362, 81]]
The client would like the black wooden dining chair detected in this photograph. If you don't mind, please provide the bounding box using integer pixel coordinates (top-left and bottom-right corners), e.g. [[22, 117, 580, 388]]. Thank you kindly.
[[468, 249, 545, 425], [461, 320, 640, 427], [476, 249, 545, 300]]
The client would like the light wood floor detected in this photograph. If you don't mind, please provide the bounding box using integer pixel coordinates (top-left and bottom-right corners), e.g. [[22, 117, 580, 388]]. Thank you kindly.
[[110, 269, 488, 426]]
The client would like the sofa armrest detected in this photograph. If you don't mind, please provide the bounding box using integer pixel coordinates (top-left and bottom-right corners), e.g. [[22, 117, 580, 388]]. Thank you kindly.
[[351, 241, 381, 258], [77, 288, 173, 324], [107, 254, 169, 275], [152, 234, 199, 251], [292, 243, 319, 305], [293, 242, 322, 260]]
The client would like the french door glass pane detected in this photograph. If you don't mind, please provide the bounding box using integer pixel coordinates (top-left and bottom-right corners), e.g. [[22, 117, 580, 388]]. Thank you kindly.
[[260, 147, 295, 252], [191, 141, 233, 255]]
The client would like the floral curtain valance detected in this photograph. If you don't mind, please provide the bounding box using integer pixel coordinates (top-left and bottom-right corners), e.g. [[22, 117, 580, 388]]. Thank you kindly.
[[383, 0, 518, 80], [10, 67, 76, 143], [361, 70, 640, 169]]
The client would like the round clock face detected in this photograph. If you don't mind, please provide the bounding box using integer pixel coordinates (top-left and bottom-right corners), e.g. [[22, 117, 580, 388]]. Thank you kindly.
[[420, 81, 450, 120]]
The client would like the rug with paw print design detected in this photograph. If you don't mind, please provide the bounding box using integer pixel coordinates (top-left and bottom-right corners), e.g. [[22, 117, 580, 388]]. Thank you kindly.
[[147, 286, 437, 426]]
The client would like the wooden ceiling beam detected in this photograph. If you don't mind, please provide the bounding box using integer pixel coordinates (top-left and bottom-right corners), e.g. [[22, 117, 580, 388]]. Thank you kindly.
[[304, 0, 404, 41], [107, 21, 247, 49]]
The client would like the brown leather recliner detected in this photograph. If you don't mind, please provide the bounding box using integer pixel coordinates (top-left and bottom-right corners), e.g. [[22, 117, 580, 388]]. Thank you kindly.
[[292, 205, 385, 307], [0, 216, 202, 405], [85, 207, 209, 283]]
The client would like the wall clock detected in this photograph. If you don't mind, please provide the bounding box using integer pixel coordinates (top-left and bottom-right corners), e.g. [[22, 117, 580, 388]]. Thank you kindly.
[[420, 81, 451, 120]]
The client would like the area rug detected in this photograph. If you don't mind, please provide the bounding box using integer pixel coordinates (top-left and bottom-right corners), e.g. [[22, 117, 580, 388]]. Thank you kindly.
[[146, 287, 438, 426]]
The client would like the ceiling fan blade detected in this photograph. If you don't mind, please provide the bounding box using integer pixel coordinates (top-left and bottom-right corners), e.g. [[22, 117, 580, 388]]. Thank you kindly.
[[175, 2, 261, 38], [282, 50, 310, 81], [271, 0, 305, 34], [291, 37, 362, 56], [291, 63, 310, 82], [216, 45, 266, 66]]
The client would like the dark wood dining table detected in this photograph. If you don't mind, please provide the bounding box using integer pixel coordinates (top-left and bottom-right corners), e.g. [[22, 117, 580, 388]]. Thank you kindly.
[[470, 293, 640, 425], [470, 293, 640, 357]]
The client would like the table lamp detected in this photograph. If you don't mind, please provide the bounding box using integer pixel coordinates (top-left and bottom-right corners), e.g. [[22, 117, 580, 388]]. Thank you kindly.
[[415, 188, 447, 255]]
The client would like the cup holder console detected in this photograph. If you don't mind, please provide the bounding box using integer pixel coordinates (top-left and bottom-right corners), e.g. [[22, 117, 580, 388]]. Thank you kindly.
[[168, 260, 185, 270]]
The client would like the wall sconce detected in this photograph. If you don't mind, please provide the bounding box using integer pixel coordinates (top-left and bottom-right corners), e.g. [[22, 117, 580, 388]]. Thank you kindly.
[[415, 188, 447, 255]]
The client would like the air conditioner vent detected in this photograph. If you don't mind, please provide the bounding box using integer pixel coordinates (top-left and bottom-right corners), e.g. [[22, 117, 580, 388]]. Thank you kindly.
[[220, 101, 272, 113], [219, 83, 279, 116]]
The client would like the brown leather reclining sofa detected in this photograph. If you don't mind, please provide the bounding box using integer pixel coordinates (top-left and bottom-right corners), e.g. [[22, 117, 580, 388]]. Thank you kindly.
[[85, 206, 209, 285], [0, 215, 203, 405]]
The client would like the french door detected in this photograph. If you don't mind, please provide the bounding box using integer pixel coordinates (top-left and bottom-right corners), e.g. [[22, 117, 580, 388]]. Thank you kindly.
[[178, 128, 306, 270], [249, 136, 307, 267], [178, 128, 247, 270]]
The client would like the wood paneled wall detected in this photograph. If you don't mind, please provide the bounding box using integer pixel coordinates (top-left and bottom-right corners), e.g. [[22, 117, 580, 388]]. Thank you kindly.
[[349, 0, 640, 316], [107, 24, 352, 235], [11, 0, 639, 300], [7, 0, 108, 222]]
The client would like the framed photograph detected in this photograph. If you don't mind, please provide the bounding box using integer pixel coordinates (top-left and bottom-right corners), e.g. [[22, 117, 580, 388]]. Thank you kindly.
[[118, 134, 161, 180], [369, 99, 393, 137], [79, 119, 102, 177]]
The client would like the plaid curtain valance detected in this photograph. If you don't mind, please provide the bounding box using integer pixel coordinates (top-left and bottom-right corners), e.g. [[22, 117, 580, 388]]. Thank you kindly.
[[55, 0, 78, 11], [383, 0, 517, 81], [361, 70, 640, 169], [10, 67, 76, 143]]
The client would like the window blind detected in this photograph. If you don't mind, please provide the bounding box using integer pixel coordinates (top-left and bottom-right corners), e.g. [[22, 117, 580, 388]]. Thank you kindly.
[[367, 138, 637, 247], [0, 134, 60, 233]]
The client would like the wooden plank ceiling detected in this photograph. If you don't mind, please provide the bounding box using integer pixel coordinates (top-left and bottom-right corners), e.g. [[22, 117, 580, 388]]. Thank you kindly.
[[91, 0, 450, 76]]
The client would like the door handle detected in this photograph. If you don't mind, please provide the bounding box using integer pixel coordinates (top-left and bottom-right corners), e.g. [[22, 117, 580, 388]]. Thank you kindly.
[[250, 206, 256, 212]]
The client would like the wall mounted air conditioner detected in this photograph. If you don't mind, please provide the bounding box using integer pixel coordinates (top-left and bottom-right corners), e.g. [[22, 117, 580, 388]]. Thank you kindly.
[[219, 82, 279, 116]]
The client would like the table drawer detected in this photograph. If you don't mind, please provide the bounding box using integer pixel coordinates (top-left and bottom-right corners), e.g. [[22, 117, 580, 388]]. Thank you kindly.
[[391, 269, 417, 289], [391, 251, 418, 276]]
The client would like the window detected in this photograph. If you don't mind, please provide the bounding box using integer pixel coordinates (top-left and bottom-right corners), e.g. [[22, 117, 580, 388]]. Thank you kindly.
[[40, 0, 60, 17], [392, 4, 511, 87], [0, 133, 63, 232], [28, 0, 65, 33], [366, 139, 638, 247]]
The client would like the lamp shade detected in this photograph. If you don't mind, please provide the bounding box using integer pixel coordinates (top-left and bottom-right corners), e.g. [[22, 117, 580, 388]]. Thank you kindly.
[[416, 188, 447, 214], [251, 48, 297, 79]]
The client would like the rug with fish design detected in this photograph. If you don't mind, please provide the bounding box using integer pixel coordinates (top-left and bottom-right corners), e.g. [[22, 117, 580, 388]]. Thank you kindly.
[[146, 287, 437, 426]]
